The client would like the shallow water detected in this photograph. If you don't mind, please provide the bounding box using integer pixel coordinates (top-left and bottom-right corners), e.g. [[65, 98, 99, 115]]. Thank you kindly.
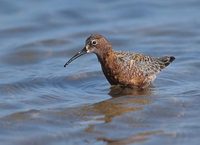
[[0, 0, 200, 145]]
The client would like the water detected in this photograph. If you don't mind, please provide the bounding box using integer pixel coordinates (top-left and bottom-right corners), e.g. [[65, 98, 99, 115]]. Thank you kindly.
[[0, 0, 200, 145]]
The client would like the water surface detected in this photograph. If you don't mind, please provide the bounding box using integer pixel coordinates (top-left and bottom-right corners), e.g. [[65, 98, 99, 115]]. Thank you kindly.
[[0, 0, 200, 145]]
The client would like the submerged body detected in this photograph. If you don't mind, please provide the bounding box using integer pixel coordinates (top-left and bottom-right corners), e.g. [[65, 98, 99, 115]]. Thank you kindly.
[[64, 34, 175, 89]]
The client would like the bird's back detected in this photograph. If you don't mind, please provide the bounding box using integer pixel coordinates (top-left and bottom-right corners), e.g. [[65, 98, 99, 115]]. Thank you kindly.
[[113, 51, 175, 88]]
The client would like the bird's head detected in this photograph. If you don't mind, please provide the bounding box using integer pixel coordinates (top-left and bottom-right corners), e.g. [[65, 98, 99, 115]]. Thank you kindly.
[[64, 34, 112, 67]]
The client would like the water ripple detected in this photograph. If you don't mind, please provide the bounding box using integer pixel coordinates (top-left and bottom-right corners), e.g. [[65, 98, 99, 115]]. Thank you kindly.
[[0, 0, 200, 145]]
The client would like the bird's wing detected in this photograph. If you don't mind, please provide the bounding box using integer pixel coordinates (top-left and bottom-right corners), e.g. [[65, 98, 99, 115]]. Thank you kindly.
[[115, 51, 161, 76]]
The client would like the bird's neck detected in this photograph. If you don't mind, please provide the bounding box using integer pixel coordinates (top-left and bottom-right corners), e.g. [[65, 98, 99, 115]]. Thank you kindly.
[[96, 48, 115, 65], [96, 49, 119, 85]]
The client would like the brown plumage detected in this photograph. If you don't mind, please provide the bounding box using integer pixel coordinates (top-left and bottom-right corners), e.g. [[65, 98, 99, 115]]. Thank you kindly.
[[64, 34, 175, 89]]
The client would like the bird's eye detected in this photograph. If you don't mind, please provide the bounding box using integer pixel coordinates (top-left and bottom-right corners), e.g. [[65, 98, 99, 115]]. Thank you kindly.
[[91, 40, 97, 45]]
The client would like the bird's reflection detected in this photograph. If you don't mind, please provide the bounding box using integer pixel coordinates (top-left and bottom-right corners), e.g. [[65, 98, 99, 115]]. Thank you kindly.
[[83, 86, 157, 144], [1, 84, 159, 145], [91, 86, 154, 123], [109, 85, 153, 97], [97, 130, 163, 145]]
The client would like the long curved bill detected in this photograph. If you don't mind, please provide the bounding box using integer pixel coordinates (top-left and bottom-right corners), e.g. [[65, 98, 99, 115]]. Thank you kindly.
[[64, 47, 87, 67]]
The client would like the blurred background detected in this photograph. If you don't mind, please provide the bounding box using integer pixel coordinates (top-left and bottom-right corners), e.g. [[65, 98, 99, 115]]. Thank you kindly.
[[0, 0, 200, 145]]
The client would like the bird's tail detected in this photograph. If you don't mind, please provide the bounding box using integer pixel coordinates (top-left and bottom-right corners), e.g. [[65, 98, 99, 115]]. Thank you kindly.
[[158, 56, 175, 69]]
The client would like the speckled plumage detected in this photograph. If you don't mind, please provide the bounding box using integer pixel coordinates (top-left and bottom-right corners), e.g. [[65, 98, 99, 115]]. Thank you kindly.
[[64, 34, 175, 89]]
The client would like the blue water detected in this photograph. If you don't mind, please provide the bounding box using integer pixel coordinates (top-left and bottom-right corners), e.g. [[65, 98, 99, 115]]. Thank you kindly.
[[0, 0, 200, 145]]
